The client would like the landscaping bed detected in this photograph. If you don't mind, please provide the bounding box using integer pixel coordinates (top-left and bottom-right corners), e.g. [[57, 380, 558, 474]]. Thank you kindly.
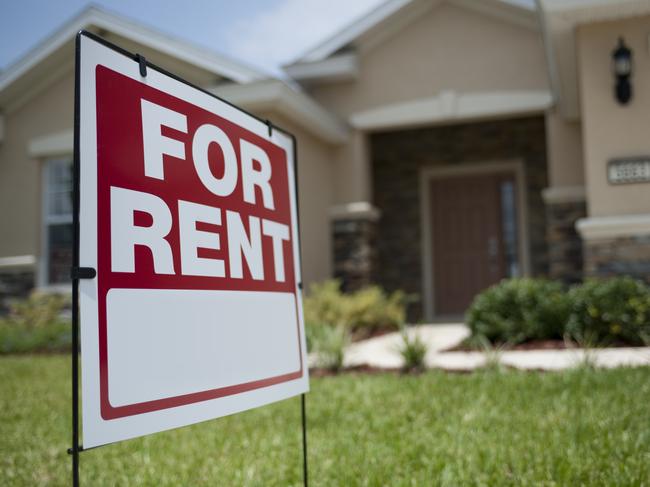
[[448, 338, 640, 352]]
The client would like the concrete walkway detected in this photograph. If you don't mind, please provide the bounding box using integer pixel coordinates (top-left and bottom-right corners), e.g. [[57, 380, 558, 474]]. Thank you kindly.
[[339, 324, 650, 371]]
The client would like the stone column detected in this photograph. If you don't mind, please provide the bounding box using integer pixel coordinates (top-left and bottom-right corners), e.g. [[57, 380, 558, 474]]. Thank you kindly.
[[0, 267, 35, 313], [543, 187, 587, 283], [577, 215, 650, 283], [330, 202, 380, 292]]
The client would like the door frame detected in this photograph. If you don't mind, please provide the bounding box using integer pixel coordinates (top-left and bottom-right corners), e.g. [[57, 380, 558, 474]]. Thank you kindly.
[[419, 159, 531, 321]]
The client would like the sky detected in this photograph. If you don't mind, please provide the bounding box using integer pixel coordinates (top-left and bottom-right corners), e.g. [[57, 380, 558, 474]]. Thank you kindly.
[[0, 0, 535, 77]]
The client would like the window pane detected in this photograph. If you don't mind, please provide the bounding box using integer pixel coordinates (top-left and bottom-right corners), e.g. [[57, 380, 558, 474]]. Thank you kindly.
[[49, 190, 73, 217], [49, 160, 72, 187], [48, 223, 73, 284], [500, 180, 519, 278], [47, 160, 73, 218]]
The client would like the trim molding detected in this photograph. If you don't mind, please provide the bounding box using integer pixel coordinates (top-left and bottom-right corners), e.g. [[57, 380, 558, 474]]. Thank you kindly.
[[284, 53, 358, 83], [210, 80, 349, 144], [350, 90, 553, 131], [576, 214, 650, 240], [541, 185, 586, 204], [0, 255, 36, 269], [329, 201, 381, 221], [28, 130, 74, 158], [419, 160, 531, 320], [452, 0, 538, 30]]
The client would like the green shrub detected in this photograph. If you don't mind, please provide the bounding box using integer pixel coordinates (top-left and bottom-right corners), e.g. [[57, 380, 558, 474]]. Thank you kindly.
[[0, 293, 71, 354], [397, 327, 428, 373], [344, 286, 406, 336], [303, 280, 348, 329], [567, 277, 650, 346], [303, 280, 406, 339], [466, 278, 571, 344]]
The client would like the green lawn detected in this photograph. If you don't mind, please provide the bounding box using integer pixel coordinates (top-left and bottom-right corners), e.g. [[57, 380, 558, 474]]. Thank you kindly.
[[1, 356, 649, 486]]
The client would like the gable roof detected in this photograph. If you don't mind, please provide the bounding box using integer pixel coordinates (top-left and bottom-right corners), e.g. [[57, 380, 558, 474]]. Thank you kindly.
[[286, 0, 537, 70], [0, 6, 266, 110]]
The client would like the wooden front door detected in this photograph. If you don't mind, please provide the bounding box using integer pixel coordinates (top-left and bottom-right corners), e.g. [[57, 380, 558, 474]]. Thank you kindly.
[[430, 172, 518, 316]]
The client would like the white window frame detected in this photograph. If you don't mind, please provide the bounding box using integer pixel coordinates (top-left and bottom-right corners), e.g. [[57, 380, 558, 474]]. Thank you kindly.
[[39, 157, 74, 291]]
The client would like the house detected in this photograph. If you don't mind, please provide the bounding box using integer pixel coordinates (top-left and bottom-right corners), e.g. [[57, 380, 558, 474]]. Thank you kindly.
[[0, 6, 346, 301], [1, 0, 649, 320]]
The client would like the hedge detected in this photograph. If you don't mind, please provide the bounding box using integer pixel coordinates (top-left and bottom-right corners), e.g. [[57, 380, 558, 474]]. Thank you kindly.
[[466, 277, 650, 346]]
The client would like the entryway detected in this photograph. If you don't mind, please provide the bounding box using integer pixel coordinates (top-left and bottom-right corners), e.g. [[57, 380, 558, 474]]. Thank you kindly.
[[421, 162, 527, 317]]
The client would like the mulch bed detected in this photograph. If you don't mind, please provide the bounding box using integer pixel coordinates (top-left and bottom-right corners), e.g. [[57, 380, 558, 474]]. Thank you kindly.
[[349, 327, 398, 342], [447, 339, 634, 352], [309, 364, 401, 377]]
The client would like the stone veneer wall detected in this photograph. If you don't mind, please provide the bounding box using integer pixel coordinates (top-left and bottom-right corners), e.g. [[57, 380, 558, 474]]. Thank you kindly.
[[0, 270, 34, 313], [370, 116, 548, 319], [332, 216, 379, 292], [546, 200, 586, 283], [583, 235, 650, 283]]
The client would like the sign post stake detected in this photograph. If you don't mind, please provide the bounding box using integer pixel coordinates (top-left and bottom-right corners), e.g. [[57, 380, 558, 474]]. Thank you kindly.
[[70, 32, 82, 487], [70, 269, 81, 487], [301, 393, 308, 487], [71, 287, 80, 487], [69, 32, 99, 485]]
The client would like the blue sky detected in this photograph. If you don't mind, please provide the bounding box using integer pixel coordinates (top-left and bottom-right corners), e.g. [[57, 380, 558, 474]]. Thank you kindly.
[[0, 0, 535, 76]]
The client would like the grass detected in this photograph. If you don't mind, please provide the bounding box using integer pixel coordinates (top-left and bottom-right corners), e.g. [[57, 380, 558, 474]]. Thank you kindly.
[[1, 356, 649, 486]]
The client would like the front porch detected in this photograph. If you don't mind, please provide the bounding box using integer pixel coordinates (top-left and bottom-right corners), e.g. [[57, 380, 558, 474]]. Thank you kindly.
[[333, 115, 556, 321]]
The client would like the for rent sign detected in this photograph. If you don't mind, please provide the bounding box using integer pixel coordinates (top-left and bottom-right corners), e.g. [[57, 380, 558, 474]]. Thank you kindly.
[[78, 33, 308, 448]]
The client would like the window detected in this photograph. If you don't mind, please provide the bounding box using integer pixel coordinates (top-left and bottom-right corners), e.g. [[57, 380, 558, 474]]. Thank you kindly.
[[43, 158, 73, 285], [499, 179, 519, 278]]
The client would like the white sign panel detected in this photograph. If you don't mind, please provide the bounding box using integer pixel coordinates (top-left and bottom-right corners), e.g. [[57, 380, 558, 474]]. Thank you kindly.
[[77, 32, 308, 448]]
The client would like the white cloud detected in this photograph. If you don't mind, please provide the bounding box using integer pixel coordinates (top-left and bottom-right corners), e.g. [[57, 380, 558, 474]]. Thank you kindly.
[[224, 0, 385, 75]]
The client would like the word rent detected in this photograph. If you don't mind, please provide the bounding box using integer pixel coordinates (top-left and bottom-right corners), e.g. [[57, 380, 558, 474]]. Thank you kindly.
[[110, 99, 290, 282]]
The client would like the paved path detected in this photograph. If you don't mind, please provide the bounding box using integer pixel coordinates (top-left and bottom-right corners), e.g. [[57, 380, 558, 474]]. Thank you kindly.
[[339, 324, 650, 371]]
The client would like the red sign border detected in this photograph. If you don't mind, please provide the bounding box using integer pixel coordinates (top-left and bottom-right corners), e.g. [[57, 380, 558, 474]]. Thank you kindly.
[[99, 297, 304, 419]]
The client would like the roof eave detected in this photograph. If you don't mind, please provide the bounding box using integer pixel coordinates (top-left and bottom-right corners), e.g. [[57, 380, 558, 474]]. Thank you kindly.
[[210, 80, 349, 145], [0, 6, 266, 106]]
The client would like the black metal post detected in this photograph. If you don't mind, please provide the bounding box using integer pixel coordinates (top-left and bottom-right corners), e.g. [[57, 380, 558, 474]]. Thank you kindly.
[[71, 279, 80, 487], [301, 393, 308, 487], [71, 32, 82, 487]]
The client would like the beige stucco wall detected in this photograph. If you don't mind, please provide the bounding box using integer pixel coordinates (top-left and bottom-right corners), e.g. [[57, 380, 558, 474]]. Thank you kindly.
[[0, 69, 75, 270], [577, 15, 650, 217], [544, 109, 584, 188], [331, 130, 371, 204], [306, 2, 550, 204], [309, 3, 549, 119]]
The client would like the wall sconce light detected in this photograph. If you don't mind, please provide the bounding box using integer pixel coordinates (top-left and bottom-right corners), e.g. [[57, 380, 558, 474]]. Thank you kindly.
[[612, 37, 633, 105]]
